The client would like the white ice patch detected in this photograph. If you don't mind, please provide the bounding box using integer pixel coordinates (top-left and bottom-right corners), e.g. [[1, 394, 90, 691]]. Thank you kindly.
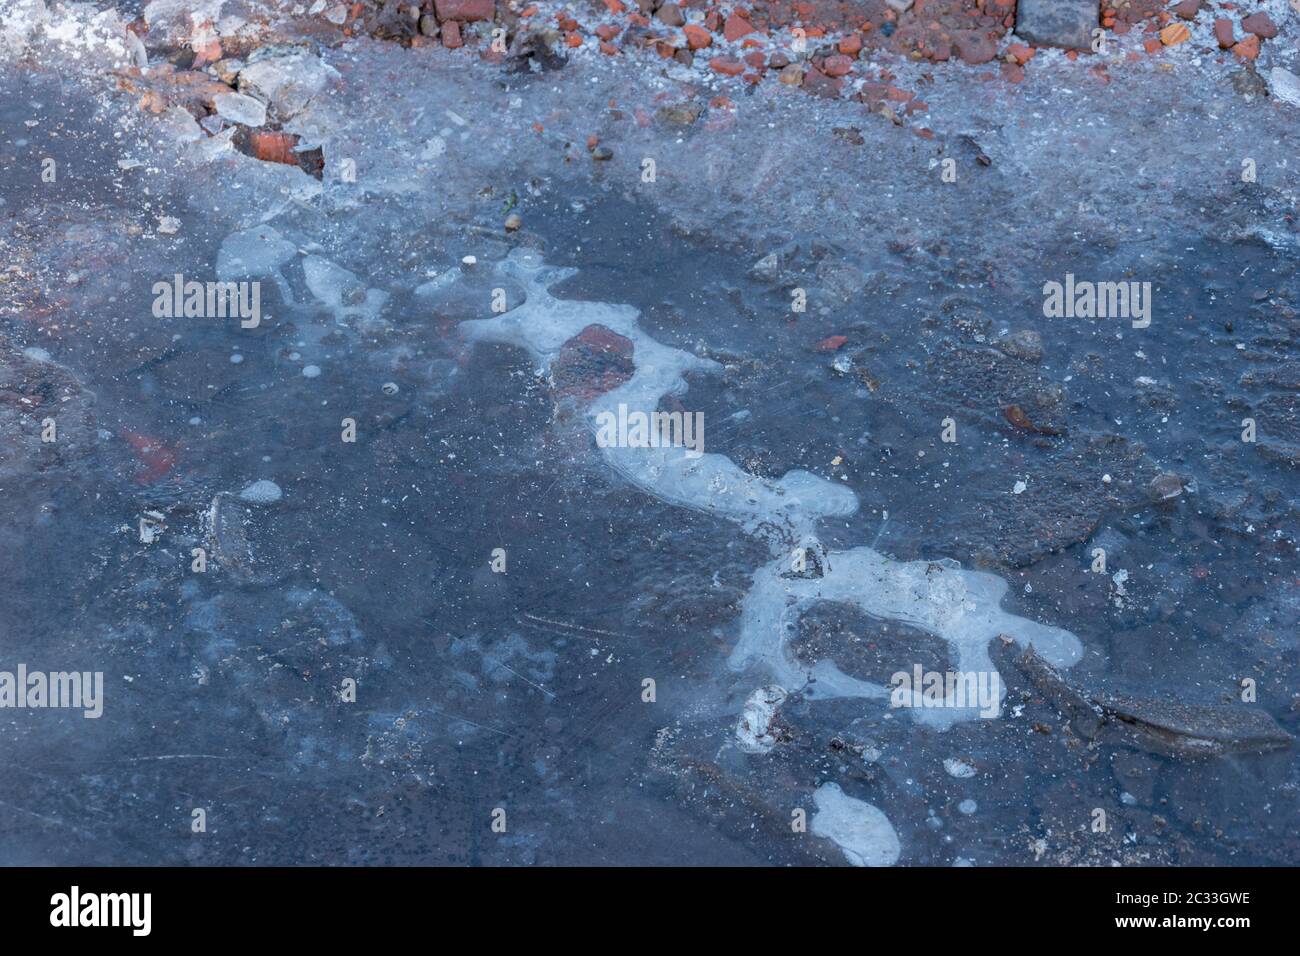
[[462, 250, 858, 545], [217, 224, 298, 305], [214, 91, 267, 127], [460, 250, 1084, 733], [239, 479, 282, 504], [732, 550, 1080, 728], [302, 255, 388, 325], [1268, 68, 1300, 108], [810, 783, 900, 867]]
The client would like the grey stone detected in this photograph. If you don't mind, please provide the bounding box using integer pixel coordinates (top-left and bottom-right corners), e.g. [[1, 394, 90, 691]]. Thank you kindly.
[[655, 3, 684, 26], [1015, 0, 1098, 50]]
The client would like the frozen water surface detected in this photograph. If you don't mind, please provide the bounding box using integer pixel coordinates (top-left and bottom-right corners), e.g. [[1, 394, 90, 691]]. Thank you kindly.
[[0, 0, 1297, 865]]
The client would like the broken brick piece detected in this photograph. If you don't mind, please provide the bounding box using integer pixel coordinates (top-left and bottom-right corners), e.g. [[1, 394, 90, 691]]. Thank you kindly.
[[724, 13, 756, 41], [1159, 22, 1190, 45], [1240, 12, 1277, 38], [683, 24, 712, 49], [821, 54, 854, 77], [1231, 33, 1259, 59], [247, 130, 299, 165], [1005, 43, 1035, 64], [433, 0, 494, 21], [1213, 17, 1235, 47]]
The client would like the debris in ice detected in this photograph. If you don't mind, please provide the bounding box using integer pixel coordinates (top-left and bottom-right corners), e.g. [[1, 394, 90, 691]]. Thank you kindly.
[[735, 685, 788, 754], [943, 757, 976, 779], [1095, 694, 1294, 757], [302, 364, 321, 378], [1012, 480, 1027, 495], [239, 479, 283, 504], [1000, 644, 1295, 756], [138, 510, 165, 544], [810, 783, 900, 867], [958, 799, 977, 815], [214, 91, 268, 127], [158, 216, 181, 235], [204, 495, 254, 579]]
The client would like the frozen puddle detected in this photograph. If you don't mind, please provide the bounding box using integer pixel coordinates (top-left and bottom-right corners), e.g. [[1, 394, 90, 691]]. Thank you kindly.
[[461, 250, 1088, 862]]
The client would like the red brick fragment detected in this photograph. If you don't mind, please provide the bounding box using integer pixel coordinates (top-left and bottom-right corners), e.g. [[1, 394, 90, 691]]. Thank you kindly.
[[433, 0, 493, 22], [724, 13, 756, 41], [1213, 17, 1235, 47], [1241, 12, 1277, 38], [683, 24, 712, 49], [248, 130, 298, 165], [1232, 33, 1260, 59]]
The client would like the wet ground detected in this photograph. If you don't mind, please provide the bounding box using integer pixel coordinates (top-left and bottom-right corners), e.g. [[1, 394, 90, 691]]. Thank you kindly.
[[0, 0, 1297, 866]]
